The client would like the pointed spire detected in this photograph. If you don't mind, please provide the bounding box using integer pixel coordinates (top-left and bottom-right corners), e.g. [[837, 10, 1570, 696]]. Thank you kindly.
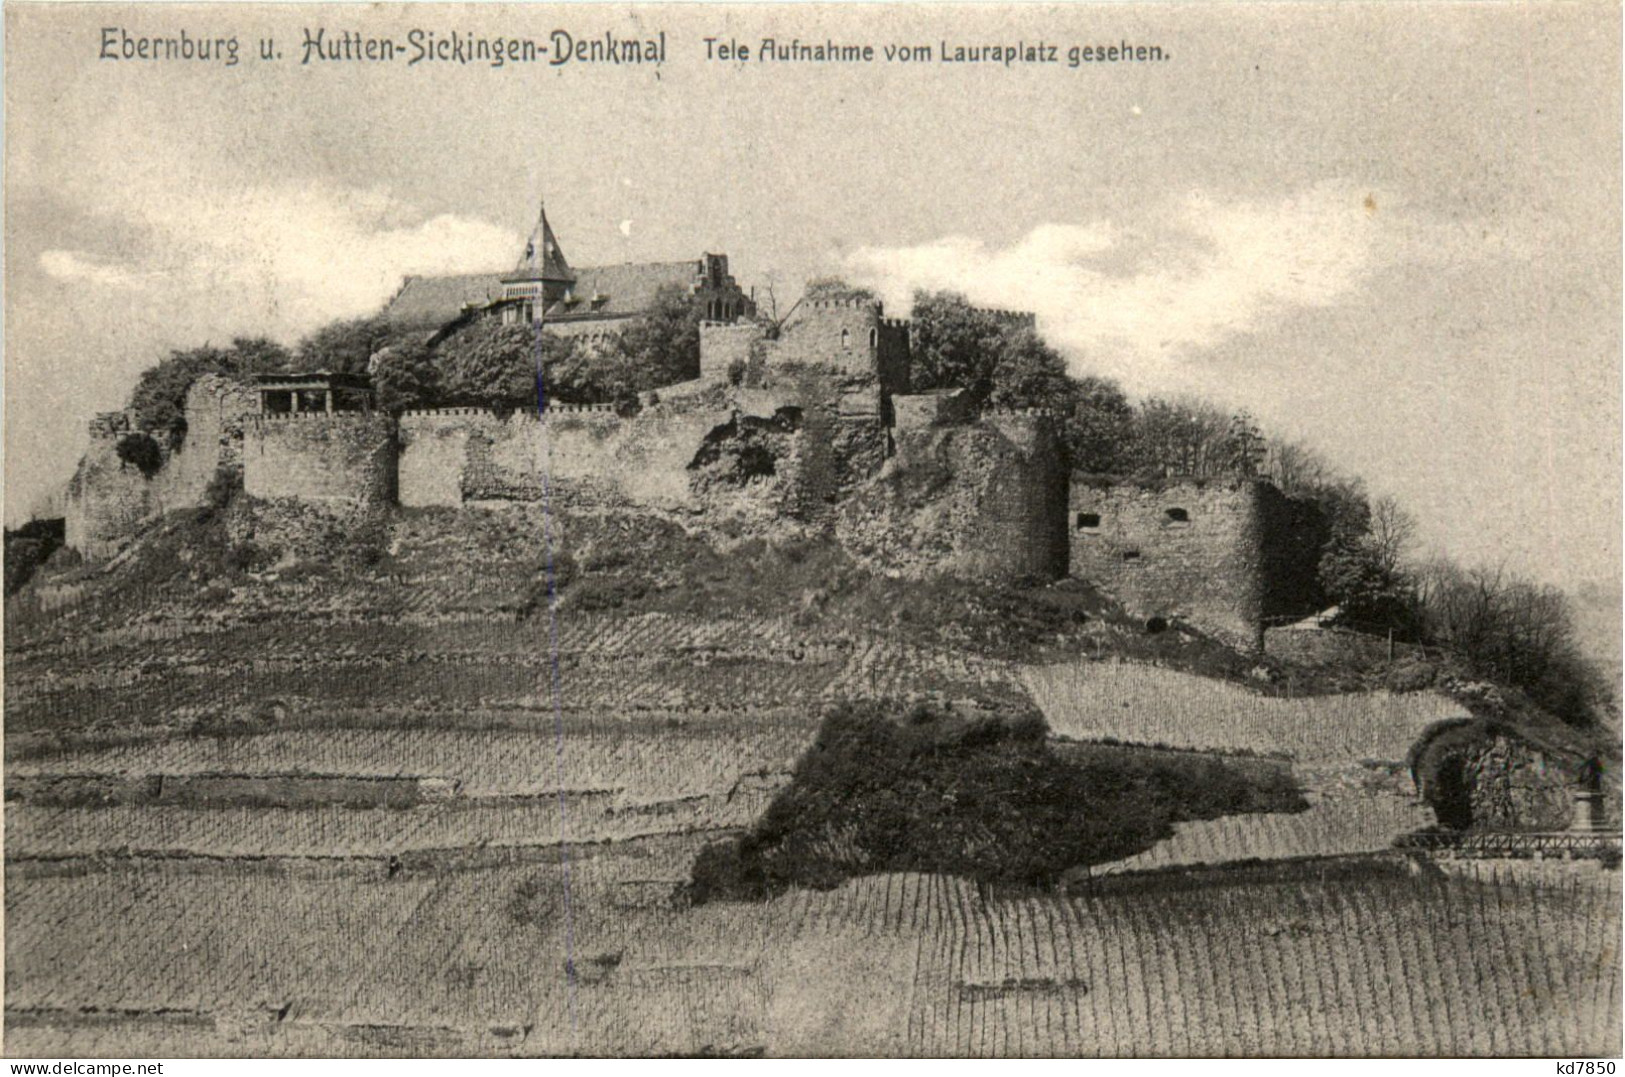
[[508, 201, 574, 283]]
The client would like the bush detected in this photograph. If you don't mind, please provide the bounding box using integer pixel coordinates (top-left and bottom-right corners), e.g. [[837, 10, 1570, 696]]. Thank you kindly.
[[688, 700, 1175, 901], [195, 467, 242, 524], [568, 573, 648, 612], [4, 518, 65, 596], [115, 432, 164, 476], [224, 541, 261, 573], [128, 338, 291, 447], [516, 552, 578, 620]]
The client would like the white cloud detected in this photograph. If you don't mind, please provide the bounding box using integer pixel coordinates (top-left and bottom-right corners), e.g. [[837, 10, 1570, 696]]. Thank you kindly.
[[38, 249, 148, 289], [844, 183, 1384, 394], [40, 177, 520, 338]]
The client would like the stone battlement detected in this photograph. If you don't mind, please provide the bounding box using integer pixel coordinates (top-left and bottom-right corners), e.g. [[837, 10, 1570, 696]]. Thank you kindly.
[[399, 407, 502, 420], [804, 296, 884, 312], [396, 403, 620, 420], [255, 410, 381, 423], [984, 405, 1056, 418], [977, 308, 1037, 326]]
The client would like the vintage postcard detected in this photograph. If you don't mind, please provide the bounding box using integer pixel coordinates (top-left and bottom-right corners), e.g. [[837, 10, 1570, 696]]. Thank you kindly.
[[3, 0, 1620, 1060]]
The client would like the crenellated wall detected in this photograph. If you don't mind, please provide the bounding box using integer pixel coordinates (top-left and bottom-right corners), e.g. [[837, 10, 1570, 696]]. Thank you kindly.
[[244, 412, 397, 505], [396, 403, 732, 511]]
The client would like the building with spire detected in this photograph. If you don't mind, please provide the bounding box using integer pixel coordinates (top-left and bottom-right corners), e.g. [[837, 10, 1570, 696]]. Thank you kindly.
[[380, 204, 756, 344]]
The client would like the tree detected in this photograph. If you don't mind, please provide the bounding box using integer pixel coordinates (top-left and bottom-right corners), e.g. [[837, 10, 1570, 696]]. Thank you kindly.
[[1411, 558, 1606, 725], [1063, 376, 1136, 474], [908, 290, 1010, 397], [295, 316, 390, 375], [612, 283, 703, 391], [1227, 411, 1266, 477], [987, 328, 1075, 412], [227, 336, 294, 376], [437, 320, 543, 408], [1064, 377, 1135, 472], [1260, 437, 1343, 500], [370, 338, 441, 412], [127, 337, 293, 447], [545, 336, 637, 407], [1128, 397, 1239, 478]]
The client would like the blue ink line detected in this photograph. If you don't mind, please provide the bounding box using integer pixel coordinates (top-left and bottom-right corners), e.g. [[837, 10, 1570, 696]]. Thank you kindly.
[[532, 310, 579, 1035]]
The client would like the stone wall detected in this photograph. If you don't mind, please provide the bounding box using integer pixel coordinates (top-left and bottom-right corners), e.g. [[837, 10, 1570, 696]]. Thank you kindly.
[[64, 375, 256, 559], [772, 298, 889, 379], [699, 322, 763, 380], [1068, 478, 1265, 646], [837, 410, 1066, 582], [397, 401, 732, 512], [1430, 731, 1578, 831], [63, 424, 164, 561], [163, 375, 258, 505], [893, 390, 976, 430], [244, 413, 397, 504]]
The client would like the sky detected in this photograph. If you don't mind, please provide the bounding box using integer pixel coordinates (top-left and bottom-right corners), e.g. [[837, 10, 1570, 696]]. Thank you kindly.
[[4, 2, 1620, 596]]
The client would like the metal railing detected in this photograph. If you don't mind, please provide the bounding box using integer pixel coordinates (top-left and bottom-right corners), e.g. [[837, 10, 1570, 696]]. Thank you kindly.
[[1394, 830, 1621, 857]]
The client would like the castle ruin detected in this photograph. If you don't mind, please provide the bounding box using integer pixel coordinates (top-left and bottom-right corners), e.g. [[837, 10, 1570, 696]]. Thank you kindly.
[[61, 207, 1326, 648]]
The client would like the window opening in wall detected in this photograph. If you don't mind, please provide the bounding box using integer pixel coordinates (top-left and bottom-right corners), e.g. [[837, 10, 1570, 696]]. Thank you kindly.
[[1076, 512, 1101, 531], [1121, 549, 1141, 562], [1145, 616, 1169, 635], [869, 327, 878, 348], [841, 328, 852, 349], [1165, 507, 1189, 523]]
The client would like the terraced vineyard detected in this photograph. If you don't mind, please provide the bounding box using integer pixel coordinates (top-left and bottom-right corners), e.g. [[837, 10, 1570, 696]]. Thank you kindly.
[[1023, 660, 1467, 762], [8, 857, 1617, 1057], [6, 509, 1618, 1056]]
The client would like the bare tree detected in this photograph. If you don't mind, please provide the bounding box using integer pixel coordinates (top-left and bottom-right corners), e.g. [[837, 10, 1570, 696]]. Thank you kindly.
[[1366, 495, 1417, 579]]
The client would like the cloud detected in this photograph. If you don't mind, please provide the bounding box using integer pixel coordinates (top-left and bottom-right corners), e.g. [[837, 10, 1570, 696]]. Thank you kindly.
[[844, 183, 1384, 394], [38, 249, 148, 289], [40, 177, 520, 338]]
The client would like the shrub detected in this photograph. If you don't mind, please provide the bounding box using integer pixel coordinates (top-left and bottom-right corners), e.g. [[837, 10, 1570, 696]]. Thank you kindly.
[[516, 552, 577, 620], [568, 573, 648, 612], [689, 700, 1176, 901], [194, 467, 242, 524], [115, 432, 164, 476], [223, 541, 261, 574], [4, 518, 64, 596]]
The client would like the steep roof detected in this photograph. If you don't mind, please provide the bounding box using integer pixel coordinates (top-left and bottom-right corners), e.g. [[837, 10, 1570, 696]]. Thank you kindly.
[[507, 205, 575, 283], [381, 272, 506, 331], [544, 261, 699, 320], [380, 260, 705, 331]]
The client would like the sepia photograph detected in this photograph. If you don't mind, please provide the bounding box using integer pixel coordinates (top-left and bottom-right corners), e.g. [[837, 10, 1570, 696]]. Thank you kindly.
[[3, 0, 1621, 1059]]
